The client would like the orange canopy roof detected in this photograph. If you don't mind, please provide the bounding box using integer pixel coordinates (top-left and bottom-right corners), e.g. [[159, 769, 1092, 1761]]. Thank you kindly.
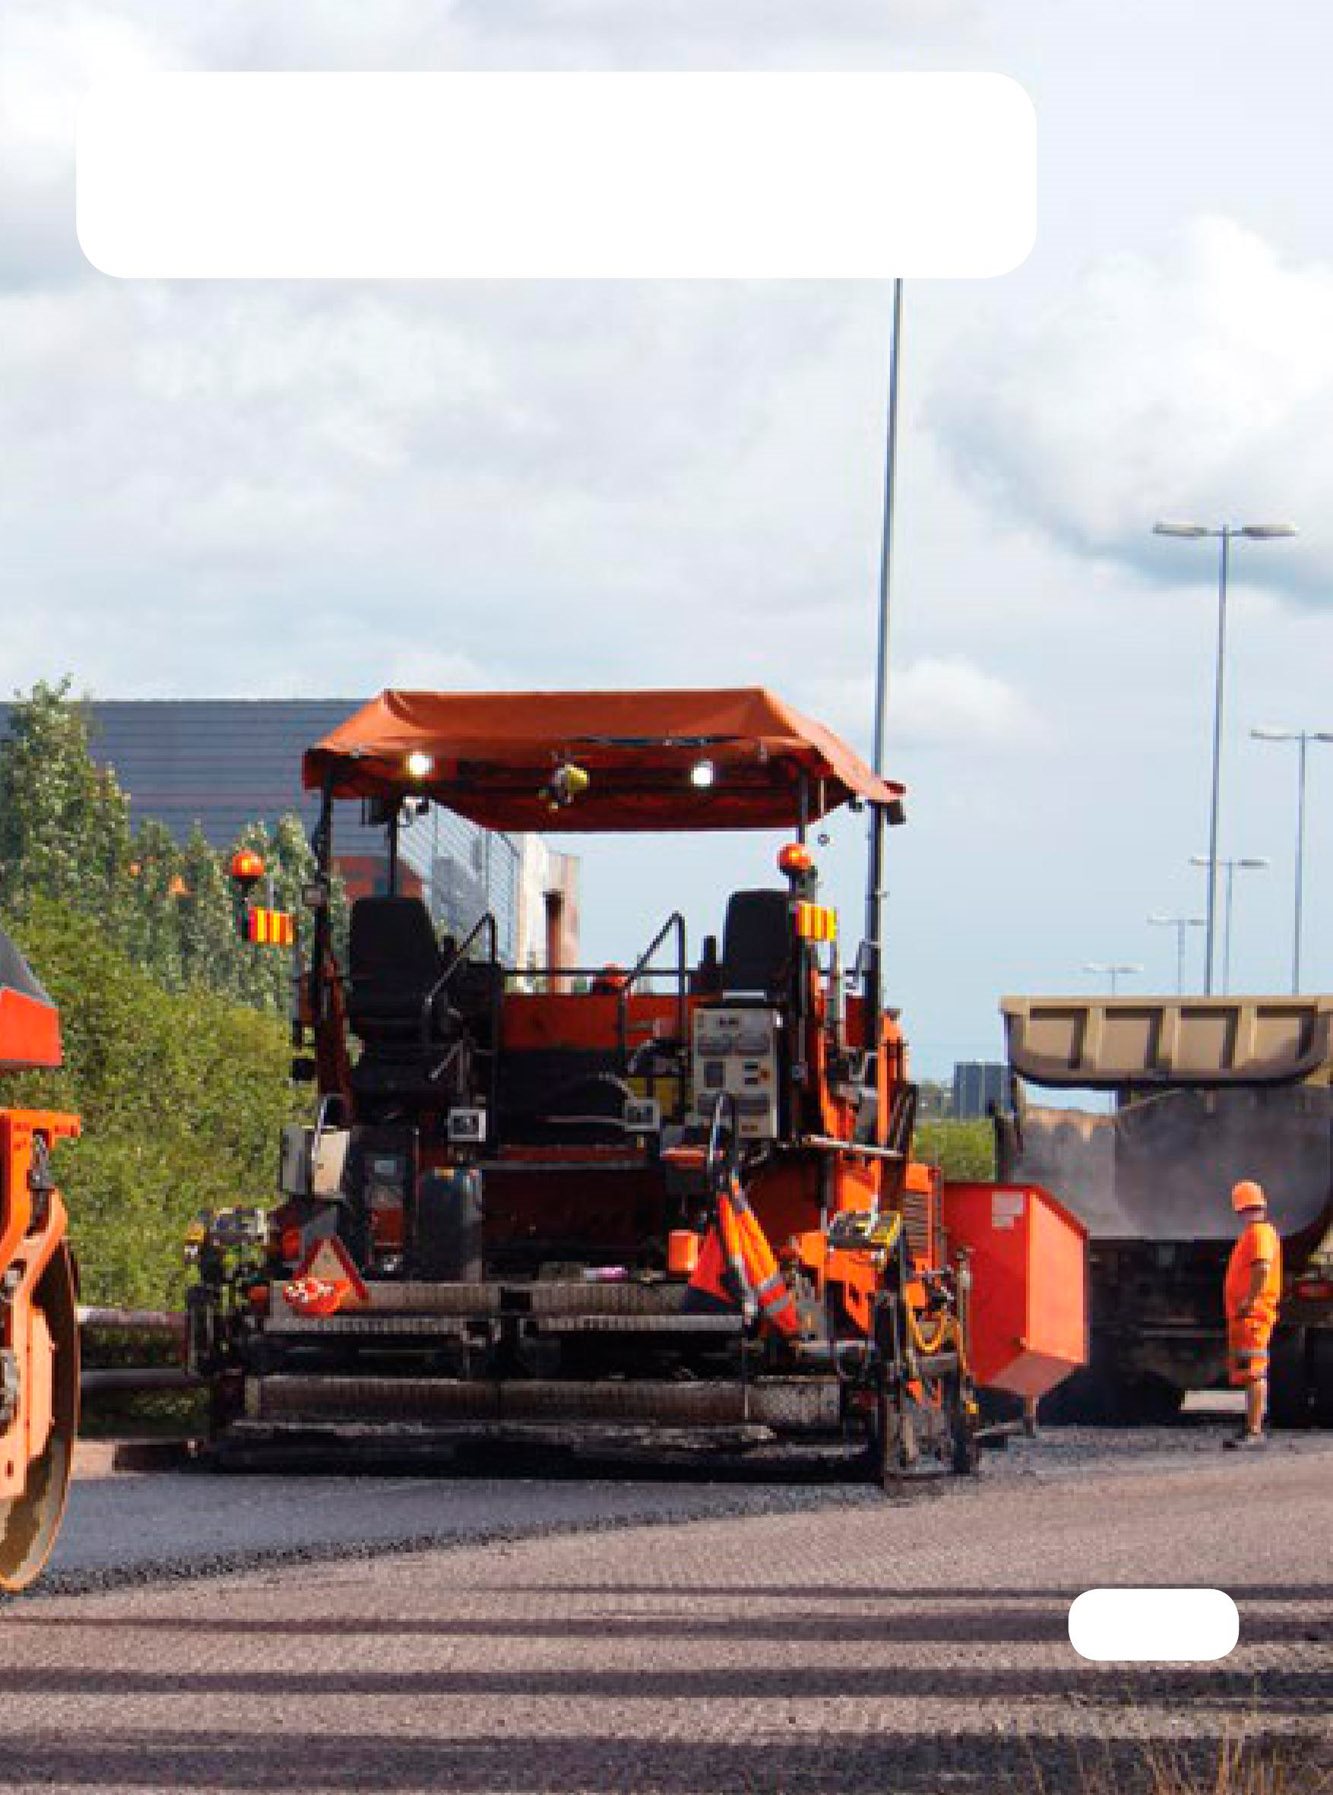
[[303, 688, 904, 833]]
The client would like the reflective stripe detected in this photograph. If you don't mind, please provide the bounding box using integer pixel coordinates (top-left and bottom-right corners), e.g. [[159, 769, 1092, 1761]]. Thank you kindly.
[[248, 907, 296, 946], [686, 1176, 800, 1337], [795, 901, 838, 941]]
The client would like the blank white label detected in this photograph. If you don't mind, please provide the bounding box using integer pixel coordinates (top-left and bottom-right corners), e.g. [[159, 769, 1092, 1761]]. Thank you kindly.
[[1069, 1588, 1239, 1662], [76, 72, 1036, 280], [992, 1190, 1025, 1230]]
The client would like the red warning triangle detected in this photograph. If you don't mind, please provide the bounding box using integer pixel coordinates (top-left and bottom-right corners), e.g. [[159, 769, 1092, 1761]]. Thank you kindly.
[[284, 1236, 369, 1315]]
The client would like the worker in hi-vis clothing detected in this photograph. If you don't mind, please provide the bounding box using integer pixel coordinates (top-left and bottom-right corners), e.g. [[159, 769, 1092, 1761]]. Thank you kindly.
[[1223, 1179, 1283, 1449]]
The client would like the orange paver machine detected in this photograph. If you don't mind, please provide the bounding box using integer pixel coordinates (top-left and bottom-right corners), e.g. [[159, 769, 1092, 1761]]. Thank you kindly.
[[0, 929, 80, 1593], [188, 687, 1086, 1482]]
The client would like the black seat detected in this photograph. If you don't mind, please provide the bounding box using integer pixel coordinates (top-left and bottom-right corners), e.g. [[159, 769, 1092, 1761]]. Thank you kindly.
[[721, 889, 791, 1000], [347, 896, 447, 1041]]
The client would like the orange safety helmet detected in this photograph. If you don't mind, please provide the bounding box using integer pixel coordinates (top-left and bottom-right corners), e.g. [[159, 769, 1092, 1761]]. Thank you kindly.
[[1231, 1179, 1266, 1213]]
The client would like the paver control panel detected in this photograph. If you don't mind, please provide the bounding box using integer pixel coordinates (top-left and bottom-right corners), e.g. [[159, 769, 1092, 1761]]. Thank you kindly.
[[691, 1006, 782, 1140]]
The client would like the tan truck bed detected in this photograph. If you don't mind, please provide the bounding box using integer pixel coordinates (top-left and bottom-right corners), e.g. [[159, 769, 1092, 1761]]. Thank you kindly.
[[1002, 994, 1333, 1090]]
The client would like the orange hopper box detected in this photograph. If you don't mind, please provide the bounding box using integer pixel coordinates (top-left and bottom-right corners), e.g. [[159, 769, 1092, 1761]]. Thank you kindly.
[[942, 1183, 1089, 1400]]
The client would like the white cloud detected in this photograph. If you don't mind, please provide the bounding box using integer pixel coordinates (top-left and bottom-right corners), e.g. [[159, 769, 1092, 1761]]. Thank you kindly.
[[936, 218, 1329, 602], [0, 276, 901, 697], [446, 0, 976, 67], [0, 0, 986, 289], [811, 658, 1042, 753]]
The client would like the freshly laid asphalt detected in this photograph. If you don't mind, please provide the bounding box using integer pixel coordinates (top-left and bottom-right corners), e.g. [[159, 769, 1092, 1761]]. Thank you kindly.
[[4, 1425, 1329, 1793], [44, 1416, 1327, 1594], [43, 1463, 885, 1595]]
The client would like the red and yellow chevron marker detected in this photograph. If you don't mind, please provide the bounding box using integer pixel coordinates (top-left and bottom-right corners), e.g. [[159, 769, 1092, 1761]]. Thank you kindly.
[[794, 901, 837, 942], [246, 907, 296, 947]]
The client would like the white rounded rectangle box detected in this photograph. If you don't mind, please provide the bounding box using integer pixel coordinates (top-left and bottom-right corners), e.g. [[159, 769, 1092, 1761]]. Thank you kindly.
[[76, 72, 1036, 281], [1068, 1588, 1240, 1662]]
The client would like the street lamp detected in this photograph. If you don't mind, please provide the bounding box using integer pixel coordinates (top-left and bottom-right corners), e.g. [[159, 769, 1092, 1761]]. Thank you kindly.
[[1152, 519, 1298, 993], [1189, 855, 1269, 995], [1250, 726, 1333, 993], [1083, 961, 1143, 996], [1147, 913, 1205, 995]]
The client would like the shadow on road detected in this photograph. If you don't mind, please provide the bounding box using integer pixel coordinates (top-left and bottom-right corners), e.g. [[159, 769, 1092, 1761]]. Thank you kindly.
[[5, 1726, 1325, 1793]]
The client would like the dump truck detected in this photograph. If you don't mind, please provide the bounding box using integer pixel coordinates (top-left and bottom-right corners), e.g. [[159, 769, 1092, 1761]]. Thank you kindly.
[[187, 688, 1087, 1483], [997, 994, 1333, 1425], [0, 928, 80, 1593]]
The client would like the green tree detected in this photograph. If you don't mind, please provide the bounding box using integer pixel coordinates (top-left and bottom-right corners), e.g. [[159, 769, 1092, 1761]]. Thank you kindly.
[[6, 896, 302, 1306], [125, 816, 186, 990], [915, 1119, 996, 1182], [178, 823, 247, 996], [0, 682, 333, 1020], [0, 679, 133, 924]]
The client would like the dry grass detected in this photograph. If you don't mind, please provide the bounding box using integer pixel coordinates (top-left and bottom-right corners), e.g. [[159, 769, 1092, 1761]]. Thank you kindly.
[[1019, 1732, 1330, 1795]]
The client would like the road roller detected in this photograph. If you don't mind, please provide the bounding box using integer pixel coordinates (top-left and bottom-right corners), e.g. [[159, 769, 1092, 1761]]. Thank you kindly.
[[187, 687, 1087, 1482], [0, 927, 80, 1593]]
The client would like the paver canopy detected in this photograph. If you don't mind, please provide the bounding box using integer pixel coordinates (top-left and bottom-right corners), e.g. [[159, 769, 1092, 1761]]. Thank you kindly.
[[303, 687, 904, 833]]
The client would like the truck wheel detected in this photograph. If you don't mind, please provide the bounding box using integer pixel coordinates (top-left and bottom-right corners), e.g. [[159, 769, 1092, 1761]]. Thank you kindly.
[[1310, 1331, 1333, 1430], [1040, 1340, 1124, 1425], [1267, 1328, 1310, 1430], [1119, 1375, 1184, 1424]]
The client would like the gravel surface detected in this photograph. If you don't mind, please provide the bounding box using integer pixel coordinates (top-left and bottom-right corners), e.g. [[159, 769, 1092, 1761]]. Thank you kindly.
[[41, 1415, 1331, 1595], [3, 1425, 1329, 1793]]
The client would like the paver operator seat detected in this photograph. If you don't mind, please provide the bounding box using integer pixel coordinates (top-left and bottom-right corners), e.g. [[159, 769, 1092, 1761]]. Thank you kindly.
[[347, 895, 466, 1102], [720, 889, 792, 1003]]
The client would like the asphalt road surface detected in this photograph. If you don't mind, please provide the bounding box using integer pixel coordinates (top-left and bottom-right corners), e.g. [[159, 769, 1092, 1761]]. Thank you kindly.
[[3, 1426, 1330, 1794]]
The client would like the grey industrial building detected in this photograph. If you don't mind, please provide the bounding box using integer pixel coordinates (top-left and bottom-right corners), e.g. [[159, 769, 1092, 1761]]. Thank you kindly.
[[0, 699, 528, 963], [951, 1060, 1008, 1121]]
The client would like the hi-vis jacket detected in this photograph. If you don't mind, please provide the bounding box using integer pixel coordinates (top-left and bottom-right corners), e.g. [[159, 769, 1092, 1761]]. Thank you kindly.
[[683, 1172, 800, 1338]]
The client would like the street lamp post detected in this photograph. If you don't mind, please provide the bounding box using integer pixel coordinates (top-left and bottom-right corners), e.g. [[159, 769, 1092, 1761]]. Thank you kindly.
[[1250, 726, 1333, 994], [1153, 520, 1298, 993], [1083, 961, 1143, 997], [1190, 855, 1269, 995], [1148, 913, 1205, 995]]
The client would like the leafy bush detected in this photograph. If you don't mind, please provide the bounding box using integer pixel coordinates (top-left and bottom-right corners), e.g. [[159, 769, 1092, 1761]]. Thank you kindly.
[[0, 680, 323, 1304], [6, 896, 301, 1307], [915, 1117, 996, 1182]]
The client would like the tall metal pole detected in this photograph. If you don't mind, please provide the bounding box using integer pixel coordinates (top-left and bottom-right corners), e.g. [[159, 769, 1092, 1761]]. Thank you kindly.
[[1294, 732, 1308, 994], [864, 277, 904, 1023], [1253, 726, 1328, 992], [1204, 530, 1230, 995]]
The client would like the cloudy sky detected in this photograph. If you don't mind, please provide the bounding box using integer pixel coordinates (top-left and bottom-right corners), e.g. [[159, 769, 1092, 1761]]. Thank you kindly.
[[3, 2, 1332, 1073]]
